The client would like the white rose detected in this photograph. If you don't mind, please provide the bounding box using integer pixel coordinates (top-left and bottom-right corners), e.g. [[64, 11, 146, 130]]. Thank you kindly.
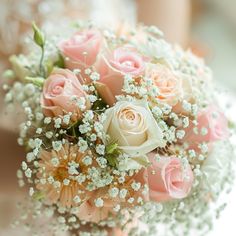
[[103, 100, 165, 164]]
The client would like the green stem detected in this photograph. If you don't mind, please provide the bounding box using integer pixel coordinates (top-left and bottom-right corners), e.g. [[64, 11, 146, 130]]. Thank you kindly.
[[39, 46, 45, 77], [72, 126, 76, 137]]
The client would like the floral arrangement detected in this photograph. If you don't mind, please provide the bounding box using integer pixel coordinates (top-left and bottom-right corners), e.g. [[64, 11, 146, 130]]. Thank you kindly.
[[3, 21, 235, 236]]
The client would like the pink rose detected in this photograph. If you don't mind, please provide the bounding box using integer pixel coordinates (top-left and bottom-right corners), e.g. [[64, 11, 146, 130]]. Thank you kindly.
[[182, 105, 229, 150], [59, 29, 102, 82], [136, 153, 194, 202], [95, 47, 146, 106], [41, 68, 90, 120], [147, 64, 182, 106]]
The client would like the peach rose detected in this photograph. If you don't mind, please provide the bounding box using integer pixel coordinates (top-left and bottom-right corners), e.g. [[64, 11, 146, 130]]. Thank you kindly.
[[103, 100, 164, 169], [59, 29, 102, 82], [95, 47, 146, 106], [41, 68, 90, 120], [147, 64, 182, 106], [137, 153, 194, 202], [182, 105, 229, 150]]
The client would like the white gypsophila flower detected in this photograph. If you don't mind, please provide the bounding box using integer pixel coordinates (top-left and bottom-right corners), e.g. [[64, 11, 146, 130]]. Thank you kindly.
[[34, 138, 42, 148], [79, 123, 91, 134], [68, 216, 77, 223], [119, 189, 128, 199], [76, 97, 86, 110], [96, 157, 107, 168], [36, 128, 42, 134], [45, 131, 53, 139], [108, 187, 119, 198], [44, 117, 52, 124], [54, 118, 62, 128], [88, 95, 98, 103], [182, 100, 192, 112], [182, 117, 189, 128], [52, 141, 62, 152], [68, 164, 79, 176], [188, 149, 196, 159], [90, 134, 97, 141], [26, 152, 35, 162], [29, 187, 34, 197], [89, 85, 95, 92], [82, 156, 92, 166], [113, 204, 121, 212], [176, 130, 185, 139], [24, 83, 35, 97], [90, 71, 100, 81], [128, 197, 134, 204], [21, 161, 27, 170], [84, 68, 92, 75], [94, 198, 104, 207], [63, 114, 71, 125], [95, 144, 105, 155], [77, 138, 88, 153], [63, 179, 70, 186], [51, 157, 59, 167], [73, 68, 81, 75], [161, 104, 172, 115], [25, 168, 32, 178], [36, 112, 44, 121], [73, 196, 81, 204], [83, 110, 94, 122], [131, 182, 141, 191], [76, 174, 86, 184]]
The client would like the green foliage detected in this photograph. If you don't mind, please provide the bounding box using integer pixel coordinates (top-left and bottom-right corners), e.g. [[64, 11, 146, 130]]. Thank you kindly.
[[54, 53, 65, 68], [25, 76, 44, 87], [105, 143, 121, 168], [32, 191, 44, 201], [91, 96, 107, 113], [228, 120, 235, 129]]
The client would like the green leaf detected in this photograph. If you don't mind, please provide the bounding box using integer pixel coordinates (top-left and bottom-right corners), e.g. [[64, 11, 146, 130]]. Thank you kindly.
[[106, 143, 119, 154], [32, 22, 45, 48], [25, 76, 44, 87], [32, 191, 44, 201], [55, 53, 65, 68], [228, 120, 235, 129], [107, 155, 118, 168], [45, 60, 54, 76]]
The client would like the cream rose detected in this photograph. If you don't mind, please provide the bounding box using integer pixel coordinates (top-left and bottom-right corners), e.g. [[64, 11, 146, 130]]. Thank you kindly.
[[103, 100, 165, 161], [146, 64, 182, 106]]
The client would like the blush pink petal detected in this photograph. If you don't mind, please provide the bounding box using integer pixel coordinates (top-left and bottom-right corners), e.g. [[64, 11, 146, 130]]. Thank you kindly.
[[182, 105, 229, 150], [136, 152, 194, 202], [41, 68, 90, 120], [95, 47, 145, 106], [59, 29, 102, 67]]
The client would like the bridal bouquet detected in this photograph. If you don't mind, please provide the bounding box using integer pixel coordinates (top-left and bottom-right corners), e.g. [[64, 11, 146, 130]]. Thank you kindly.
[[3, 21, 235, 236]]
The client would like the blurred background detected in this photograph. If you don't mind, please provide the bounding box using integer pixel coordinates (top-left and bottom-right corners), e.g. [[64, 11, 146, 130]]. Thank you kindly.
[[0, 0, 236, 235]]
